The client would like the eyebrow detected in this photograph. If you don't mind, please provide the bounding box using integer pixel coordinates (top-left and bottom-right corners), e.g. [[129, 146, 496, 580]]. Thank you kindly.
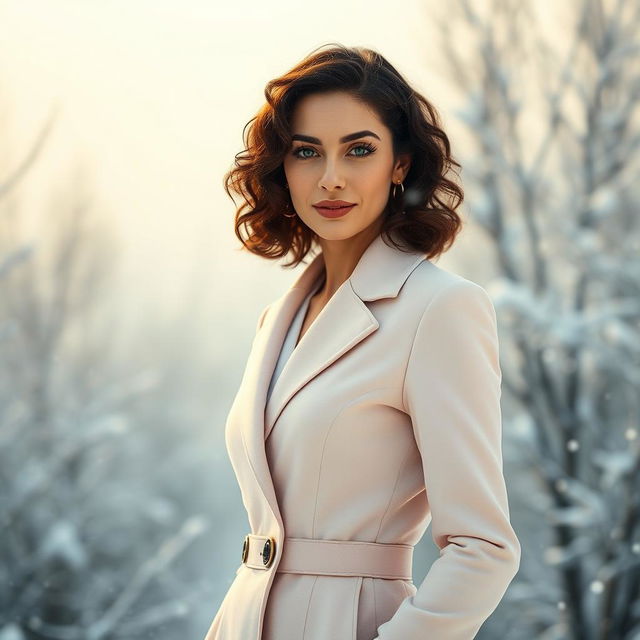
[[291, 130, 381, 145]]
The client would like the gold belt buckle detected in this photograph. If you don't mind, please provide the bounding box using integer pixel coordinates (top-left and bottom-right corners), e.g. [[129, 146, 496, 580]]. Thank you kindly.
[[261, 536, 276, 568], [241, 534, 276, 568], [241, 534, 249, 563]]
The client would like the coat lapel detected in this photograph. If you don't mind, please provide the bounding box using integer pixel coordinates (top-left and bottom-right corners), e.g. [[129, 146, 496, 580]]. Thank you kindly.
[[242, 231, 427, 524], [264, 276, 376, 439], [238, 250, 325, 528], [263, 231, 427, 437]]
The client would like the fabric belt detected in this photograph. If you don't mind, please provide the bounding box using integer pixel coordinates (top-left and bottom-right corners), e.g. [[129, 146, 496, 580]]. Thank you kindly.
[[242, 534, 413, 580]]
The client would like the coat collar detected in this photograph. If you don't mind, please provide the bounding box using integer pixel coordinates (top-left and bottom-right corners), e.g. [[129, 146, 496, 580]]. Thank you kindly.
[[241, 230, 427, 525]]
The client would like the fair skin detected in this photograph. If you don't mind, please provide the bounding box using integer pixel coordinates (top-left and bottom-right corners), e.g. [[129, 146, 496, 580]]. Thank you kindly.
[[283, 90, 411, 346]]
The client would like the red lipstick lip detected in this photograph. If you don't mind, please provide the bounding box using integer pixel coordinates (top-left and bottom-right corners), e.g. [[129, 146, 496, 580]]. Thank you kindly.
[[313, 203, 356, 218], [313, 200, 355, 208]]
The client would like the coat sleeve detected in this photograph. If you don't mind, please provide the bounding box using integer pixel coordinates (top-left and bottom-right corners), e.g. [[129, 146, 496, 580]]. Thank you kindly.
[[373, 281, 521, 640]]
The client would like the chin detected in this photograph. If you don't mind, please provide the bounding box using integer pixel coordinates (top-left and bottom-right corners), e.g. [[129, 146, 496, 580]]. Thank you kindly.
[[312, 224, 363, 242]]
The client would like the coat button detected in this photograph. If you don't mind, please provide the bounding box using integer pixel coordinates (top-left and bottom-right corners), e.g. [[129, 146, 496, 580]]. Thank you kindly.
[[261, 538, 275, 567], [241, 535, 249, 563]]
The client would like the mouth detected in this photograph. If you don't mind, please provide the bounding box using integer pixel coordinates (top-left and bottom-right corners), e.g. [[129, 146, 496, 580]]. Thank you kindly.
[[312, 204, 356, 218]]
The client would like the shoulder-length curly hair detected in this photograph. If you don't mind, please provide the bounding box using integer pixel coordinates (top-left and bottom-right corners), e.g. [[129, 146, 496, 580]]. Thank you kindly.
[[224, 43, 464, 267]]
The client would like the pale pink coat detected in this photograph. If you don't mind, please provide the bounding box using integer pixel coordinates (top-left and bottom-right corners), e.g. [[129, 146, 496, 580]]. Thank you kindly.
[[204, 231, 521, 640]]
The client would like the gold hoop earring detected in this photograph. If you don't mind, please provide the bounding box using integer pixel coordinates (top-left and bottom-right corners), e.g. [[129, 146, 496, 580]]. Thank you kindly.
[[283, 183, 297, 218], [392, 180, 407, 215], [392, 181, 404, 198], [283, 203, 297, 218]]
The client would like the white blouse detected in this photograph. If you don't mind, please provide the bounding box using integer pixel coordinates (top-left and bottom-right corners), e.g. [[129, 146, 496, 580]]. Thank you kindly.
[[266, 272, 325, 405]]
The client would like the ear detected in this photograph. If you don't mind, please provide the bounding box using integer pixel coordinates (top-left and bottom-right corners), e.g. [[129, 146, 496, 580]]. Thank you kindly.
[[393, 152, 412, 182]]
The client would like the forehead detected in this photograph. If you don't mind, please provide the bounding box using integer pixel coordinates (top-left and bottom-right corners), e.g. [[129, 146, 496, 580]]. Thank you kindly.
[[290, 91, 386, 141]]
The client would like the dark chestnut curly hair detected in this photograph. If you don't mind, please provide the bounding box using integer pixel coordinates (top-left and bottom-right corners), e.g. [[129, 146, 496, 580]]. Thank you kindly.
[[224, 43, 464, 267]]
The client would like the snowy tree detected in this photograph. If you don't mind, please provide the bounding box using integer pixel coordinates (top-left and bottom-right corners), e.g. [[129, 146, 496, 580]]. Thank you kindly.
[[0, 111, 209, 638], [432, 0, 640, 638]]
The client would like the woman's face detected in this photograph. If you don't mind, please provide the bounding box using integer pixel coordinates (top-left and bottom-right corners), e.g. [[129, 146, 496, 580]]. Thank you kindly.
[[283, 91, 410, 242]]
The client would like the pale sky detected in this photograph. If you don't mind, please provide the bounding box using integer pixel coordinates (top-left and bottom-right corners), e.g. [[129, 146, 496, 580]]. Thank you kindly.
[[0, 0, 499, 351]]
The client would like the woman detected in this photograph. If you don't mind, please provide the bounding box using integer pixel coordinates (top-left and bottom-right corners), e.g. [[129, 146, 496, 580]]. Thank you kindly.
[[205, 43, 521, 640]]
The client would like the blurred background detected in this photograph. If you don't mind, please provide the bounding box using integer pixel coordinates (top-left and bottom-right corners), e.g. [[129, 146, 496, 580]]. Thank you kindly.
[[1, 0, 639, 638]]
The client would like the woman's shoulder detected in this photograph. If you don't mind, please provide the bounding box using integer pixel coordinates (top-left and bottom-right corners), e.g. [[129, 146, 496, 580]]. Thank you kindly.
[[403, 258, 494, 314]]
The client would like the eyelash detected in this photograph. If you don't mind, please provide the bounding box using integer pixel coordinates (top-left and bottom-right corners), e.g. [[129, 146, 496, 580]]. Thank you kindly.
[[291, 142, 377, 160]]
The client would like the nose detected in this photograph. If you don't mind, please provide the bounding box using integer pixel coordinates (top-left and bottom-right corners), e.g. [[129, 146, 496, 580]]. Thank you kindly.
[[318, 162, 346, 191]]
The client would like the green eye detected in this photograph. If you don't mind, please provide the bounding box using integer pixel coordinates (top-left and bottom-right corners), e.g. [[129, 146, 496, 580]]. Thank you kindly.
[[349, 143, 377, 156], [293, 147, 317, 159], [291, 142, 377, 160]]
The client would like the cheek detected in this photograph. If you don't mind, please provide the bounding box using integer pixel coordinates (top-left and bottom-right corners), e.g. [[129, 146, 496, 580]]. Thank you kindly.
[[284, 161, 312, 189], [353, 156, 390, 184], [357, 165, 392, 199]]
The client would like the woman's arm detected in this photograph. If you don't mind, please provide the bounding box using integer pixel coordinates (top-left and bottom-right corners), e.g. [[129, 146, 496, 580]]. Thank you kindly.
[[374, 280, 521, 640]]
